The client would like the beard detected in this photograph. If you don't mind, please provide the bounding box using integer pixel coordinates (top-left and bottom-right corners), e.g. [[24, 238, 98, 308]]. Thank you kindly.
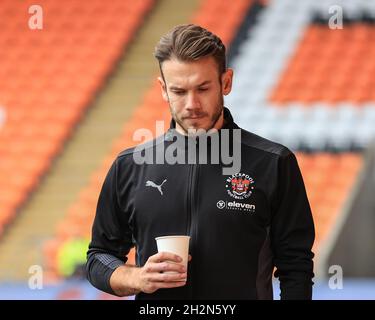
[[170, 94, 224, 134]]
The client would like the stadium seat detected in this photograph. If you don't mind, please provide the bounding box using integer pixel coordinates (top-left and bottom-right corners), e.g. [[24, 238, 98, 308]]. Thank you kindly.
[[0, 0, 155, 234]]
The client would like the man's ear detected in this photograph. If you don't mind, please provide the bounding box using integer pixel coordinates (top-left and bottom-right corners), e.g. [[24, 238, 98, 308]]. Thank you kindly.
[[221, 68, 234, 96], [157, 76, 169, 102]]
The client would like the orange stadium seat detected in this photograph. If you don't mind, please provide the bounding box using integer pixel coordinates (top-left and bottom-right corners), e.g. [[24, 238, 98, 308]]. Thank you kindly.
[[0, 0, 155, 234], [296, 153, 363, 252], [271, 23, 375, 104]]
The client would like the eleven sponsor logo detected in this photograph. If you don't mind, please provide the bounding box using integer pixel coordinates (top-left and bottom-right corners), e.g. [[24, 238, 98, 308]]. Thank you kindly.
[[216, 200, 255, 213]]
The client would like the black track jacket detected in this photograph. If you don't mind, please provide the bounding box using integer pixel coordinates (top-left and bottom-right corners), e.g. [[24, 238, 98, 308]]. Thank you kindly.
[[86, 108, 315, 300]]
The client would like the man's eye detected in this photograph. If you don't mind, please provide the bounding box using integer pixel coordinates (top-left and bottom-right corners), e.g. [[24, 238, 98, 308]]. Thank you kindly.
[[173, 91, 185, 95], [199, 88, 208, 92]]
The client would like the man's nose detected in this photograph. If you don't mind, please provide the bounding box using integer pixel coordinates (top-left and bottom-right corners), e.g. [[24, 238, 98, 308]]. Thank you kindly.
[[185, 92, 200, 110]]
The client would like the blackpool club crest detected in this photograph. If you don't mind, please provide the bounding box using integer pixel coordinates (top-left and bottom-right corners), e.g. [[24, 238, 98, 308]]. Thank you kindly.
[[225, 173, 254, 200]]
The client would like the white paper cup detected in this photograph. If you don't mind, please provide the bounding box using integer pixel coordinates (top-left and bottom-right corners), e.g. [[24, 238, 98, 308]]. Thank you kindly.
[[155, 235, 190, 275]]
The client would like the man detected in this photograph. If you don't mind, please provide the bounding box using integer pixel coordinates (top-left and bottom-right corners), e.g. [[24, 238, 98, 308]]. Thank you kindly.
[[86, 24, 315, 300]]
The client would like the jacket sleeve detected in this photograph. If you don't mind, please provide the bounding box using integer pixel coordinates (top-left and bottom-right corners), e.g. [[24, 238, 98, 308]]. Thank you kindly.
[[86, 158, 135, 295], [270, 151, 315, 300]]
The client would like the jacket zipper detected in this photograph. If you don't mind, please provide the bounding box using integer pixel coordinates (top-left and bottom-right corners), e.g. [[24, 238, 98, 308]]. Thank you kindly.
[[186, 163, 197, 299], [186, 164, 193, 235]]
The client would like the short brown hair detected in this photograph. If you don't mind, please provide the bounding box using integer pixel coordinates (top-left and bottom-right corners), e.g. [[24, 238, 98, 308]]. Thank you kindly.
[[154, 24, 226, 75]]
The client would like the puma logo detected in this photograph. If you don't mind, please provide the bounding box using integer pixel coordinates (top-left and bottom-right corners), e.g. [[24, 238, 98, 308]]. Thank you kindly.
[[145, 179, 167, 195]]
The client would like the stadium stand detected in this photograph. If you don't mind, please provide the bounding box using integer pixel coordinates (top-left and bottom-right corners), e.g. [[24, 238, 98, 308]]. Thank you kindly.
[[226, 0, 375, 151], [0, 0, 154, 234], [0, 0, 203, 283], [297, 152, 363, 251]]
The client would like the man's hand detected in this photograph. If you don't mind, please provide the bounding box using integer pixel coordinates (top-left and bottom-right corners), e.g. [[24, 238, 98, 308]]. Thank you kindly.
[[135, 252, 190, 294], [110, 252, 192, 296]]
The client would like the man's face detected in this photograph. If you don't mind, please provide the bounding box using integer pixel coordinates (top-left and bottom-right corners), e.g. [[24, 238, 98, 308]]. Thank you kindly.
[[158, 56, 233, 134]]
